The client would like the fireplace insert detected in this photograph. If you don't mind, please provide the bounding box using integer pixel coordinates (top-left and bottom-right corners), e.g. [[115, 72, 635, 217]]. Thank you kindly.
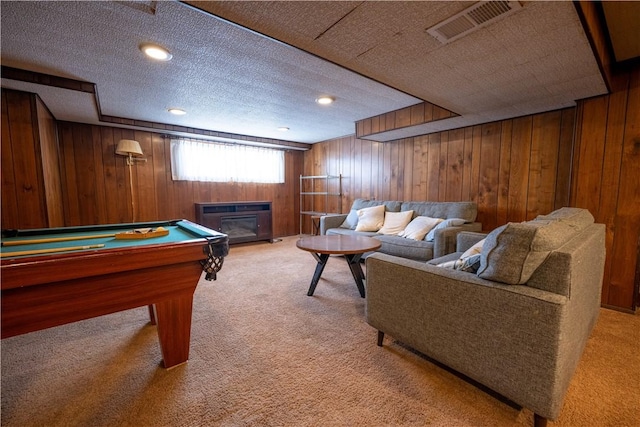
[[195, 201, 272, 244]]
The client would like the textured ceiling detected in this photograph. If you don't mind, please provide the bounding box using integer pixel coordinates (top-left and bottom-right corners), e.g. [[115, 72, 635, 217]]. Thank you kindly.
[[191, 0, 609, 140], [0, 1, 419, 144], [0, 1, 613, 144]]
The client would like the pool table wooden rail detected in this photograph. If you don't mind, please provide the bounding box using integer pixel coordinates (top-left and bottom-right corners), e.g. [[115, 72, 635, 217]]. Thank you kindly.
[[1, 241, 209, 289]]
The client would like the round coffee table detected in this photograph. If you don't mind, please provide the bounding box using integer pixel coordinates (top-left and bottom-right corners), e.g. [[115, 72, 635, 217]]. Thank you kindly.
[[296, 235, 382, 298]]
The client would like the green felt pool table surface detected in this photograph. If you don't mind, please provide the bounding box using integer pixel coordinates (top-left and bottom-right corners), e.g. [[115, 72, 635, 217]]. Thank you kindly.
[[1, 219, 218, 257]]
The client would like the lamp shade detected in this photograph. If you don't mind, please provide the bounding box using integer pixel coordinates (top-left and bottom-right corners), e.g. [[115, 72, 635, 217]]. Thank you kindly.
[[116, 139, 143, 157]]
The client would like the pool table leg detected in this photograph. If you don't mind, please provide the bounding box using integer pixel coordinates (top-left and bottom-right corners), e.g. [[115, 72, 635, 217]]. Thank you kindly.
[[153, 295, 194, 369]]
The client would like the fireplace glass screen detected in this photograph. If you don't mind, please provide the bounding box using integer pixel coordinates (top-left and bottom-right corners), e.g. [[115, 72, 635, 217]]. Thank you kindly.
[[221, 215, 257, 240]]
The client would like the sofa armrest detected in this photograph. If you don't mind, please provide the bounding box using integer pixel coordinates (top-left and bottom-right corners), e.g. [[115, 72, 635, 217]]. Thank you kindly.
[[456, 231, 487, 252], [320, 214, 347, 235], [432, 222, 482, 257]]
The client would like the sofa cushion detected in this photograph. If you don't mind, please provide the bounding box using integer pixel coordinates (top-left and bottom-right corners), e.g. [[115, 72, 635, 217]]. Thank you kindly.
[[326, 228, 377, 238], [373, 235, 434, 261], [352, 199, 402, 213], [340, 209, 359, 229], [401, 201, 477, 222], [399, 216, 443, 240], [355, 205, 386, 232], [378, 210, 414, 235], [425, 218, 466, 241]]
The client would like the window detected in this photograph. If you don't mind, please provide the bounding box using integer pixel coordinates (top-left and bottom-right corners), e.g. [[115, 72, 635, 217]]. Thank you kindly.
[[170, 139, 285, 183]]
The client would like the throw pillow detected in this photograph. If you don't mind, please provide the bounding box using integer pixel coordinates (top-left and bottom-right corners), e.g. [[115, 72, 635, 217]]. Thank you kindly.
[[437, 254, 482, 273], [460, 238, 486, 259], [399, 216, 443, 240], [477, 222, 550, 285], [436, 239, 485, 273], [377, 210, 414, 235], [340, 209, 359, 229], [425, 218, 466, 241], [355, 205, 386, 232], [458, 253, 482, 273], [436, 259, 458, 269]]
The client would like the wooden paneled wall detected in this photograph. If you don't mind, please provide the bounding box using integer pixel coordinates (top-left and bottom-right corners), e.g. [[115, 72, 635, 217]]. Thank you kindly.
[[1, 89, 63, 229], [572, 65, 640, 311], [305, 108, 575, 233], [54, 122, 304, 237]]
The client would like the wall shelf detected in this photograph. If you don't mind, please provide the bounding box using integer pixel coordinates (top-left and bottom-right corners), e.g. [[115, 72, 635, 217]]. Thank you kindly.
[[299, 174, 342, 235]]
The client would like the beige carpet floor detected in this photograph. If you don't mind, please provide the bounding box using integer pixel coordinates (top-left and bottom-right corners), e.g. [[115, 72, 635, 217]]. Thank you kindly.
[[1, 236, 638, 426]]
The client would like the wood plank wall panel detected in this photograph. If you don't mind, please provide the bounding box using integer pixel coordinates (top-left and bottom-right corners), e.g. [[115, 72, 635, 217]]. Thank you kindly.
[[496, 121, 512, 226], [572, 65, 640, 311], [612, 67, 640, 311], [574, 1, 613, 91], [53, 122, 304, 237], [528, 112, 562, 219], [355, 101, 458, 139], [476, 123, 501, 231], [36, 97, 64, 227], [507, 116, 533, 223], [1, 93, 20, 228], [1, 90, 47, 229], [554, 109, 575, 210]]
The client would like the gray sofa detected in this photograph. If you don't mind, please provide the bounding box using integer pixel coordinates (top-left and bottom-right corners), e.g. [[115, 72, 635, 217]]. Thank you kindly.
[[320, 199, 481, 261], [365, 207, 605, 426]]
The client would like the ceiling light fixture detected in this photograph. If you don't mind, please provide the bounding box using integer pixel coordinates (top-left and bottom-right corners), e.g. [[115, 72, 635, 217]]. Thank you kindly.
[[168, 108, 186, 115], [315, 96, 335, 105], [140, 43, 173, 61], [277, 127, 290, 132]]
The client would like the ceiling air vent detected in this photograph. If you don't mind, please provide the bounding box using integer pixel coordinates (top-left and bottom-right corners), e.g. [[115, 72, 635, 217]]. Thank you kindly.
[[426, 1, 522, 44]]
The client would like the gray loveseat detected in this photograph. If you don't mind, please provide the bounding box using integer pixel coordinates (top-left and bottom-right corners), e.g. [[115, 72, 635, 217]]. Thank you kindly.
[[320, 199, 481, 261], [365, 207, 605, 426]]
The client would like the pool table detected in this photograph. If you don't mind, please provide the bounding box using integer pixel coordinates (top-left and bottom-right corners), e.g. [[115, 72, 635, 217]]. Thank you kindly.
[[1, 219, 228, 368]]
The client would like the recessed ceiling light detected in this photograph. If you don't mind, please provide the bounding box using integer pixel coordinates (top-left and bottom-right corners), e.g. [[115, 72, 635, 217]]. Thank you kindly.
[[316, 96, 335, 105], [140, 43, 172, 61], [168, 108, 186, 115], [277, 127, 290, 132]]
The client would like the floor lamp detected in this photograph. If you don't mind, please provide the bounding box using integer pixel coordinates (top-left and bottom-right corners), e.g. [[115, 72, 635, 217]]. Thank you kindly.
[[116, 139, 146, 222]]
